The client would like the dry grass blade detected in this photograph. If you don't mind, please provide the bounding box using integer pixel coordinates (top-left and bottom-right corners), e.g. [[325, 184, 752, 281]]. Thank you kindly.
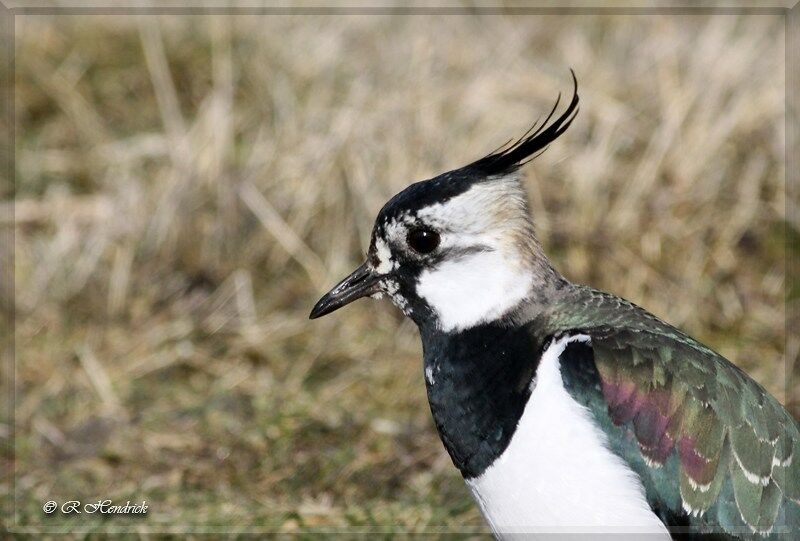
[[76, 345, 123, 417], [239, 179, 328, 290], [138, 17, 190, 170]]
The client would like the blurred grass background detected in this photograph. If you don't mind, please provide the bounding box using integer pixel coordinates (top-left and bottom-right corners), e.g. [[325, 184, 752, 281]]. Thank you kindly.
[[4, 9, 795, 534]]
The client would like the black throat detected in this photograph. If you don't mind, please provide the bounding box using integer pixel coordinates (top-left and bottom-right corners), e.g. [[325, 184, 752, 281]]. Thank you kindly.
[[420, 321, 547, 479]]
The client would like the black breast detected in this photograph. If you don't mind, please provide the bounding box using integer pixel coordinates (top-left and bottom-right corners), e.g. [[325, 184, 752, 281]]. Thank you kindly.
[[420, 322, 546, 479]]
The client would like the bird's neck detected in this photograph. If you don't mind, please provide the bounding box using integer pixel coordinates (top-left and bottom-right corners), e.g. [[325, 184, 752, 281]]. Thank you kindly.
[[411, 244, 565, 333], [419, 320, 548, 479]]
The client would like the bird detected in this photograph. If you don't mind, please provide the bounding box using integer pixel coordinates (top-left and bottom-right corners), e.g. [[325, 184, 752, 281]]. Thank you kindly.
[[309, 72, 799, 539]]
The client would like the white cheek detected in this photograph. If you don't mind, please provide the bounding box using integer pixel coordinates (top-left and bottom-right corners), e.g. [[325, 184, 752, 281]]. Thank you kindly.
[[416, 250, 532, 332], [373, 238, 396, 274]]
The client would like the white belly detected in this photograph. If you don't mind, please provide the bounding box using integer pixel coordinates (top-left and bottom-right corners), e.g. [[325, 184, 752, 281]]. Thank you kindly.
[[465, 335, 670, 539]]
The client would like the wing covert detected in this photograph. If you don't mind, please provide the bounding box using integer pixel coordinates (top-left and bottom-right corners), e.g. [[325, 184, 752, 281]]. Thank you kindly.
[[558, 326, 799, 538]]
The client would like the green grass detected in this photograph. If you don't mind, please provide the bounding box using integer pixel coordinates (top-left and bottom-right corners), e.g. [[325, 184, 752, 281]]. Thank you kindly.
[[5, 11, 793, 534]]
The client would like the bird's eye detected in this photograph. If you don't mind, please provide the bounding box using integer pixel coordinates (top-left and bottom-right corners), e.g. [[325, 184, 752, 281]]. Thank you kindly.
[[407, 227, 440, 254]]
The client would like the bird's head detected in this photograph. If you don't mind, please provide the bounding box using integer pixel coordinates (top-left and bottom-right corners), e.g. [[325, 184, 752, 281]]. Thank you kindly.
[[310, 74, 579, 334]]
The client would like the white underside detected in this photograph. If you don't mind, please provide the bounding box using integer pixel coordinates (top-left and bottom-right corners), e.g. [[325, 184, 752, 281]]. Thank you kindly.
[[466, 335, 671, 540]]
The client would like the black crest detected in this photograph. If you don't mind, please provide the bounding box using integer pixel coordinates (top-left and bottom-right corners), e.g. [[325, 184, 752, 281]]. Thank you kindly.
[[375, 71, 580, 224], [465, 69, 579, 177]]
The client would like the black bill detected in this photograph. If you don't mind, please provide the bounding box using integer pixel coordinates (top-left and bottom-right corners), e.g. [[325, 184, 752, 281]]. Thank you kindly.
[[309, 262, 383, 319]]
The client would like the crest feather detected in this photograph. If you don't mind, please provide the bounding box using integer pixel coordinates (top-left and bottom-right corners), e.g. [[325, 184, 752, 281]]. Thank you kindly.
[[466, 69, 580, 177]]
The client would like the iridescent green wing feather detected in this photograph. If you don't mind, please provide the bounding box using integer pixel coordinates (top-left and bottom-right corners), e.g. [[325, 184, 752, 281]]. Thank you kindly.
[[535, 287, 800, 538]]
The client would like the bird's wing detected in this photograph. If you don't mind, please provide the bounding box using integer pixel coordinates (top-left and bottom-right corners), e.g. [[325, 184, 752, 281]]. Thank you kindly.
[[555, 323, 800, 538], [533, 287, 800, 537]]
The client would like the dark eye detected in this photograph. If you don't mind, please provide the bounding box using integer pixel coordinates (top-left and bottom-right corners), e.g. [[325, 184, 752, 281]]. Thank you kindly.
[[407, 227, 440, 254]]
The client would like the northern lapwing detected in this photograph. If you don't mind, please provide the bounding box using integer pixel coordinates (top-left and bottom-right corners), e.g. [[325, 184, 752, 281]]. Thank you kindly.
[[309, 73, 799, 538]]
